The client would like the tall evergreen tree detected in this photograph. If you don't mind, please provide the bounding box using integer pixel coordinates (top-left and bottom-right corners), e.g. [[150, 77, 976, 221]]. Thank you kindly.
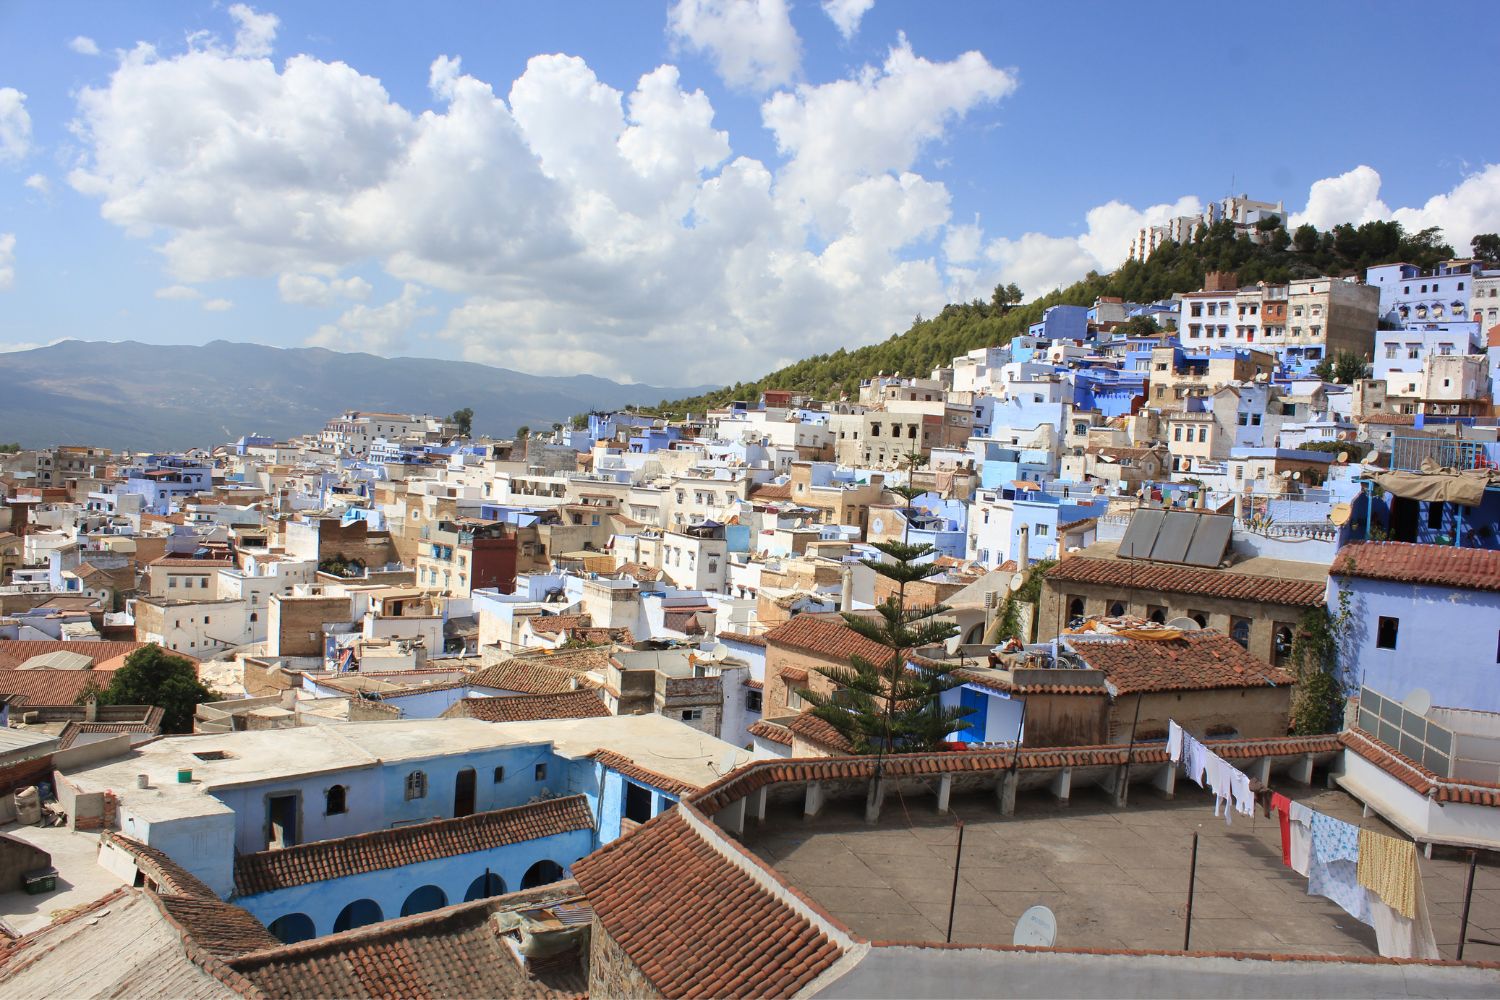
[[797, 453, 973, 755]]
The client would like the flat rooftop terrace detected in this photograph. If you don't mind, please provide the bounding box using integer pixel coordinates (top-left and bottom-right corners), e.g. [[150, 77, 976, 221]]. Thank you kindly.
[[741, 784, 1500, 961]]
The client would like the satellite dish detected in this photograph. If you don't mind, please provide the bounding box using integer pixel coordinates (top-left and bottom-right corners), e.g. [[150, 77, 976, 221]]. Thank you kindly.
[[1329, 503, 1352, 526], [1403, 688, 1432, 718], [1008, 572, 1026, 592], [1166, 617, 1200, 631], [1292, 470, 1302, 480], [716, 749, 741, 776], [1337, 451, 1350, 464], [1013, 905, 1058, 948]]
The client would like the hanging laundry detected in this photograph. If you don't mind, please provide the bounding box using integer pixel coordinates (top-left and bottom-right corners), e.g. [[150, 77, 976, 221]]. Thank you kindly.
[[1307, 812, 1369, 924], [1288, 801, 1313, 877], [1367, 882, 1440, 959], [1167, 719, 1184, 763], [1357, 829, 1418, 920], [1182, 733, 1210, 788], [1229, 767, 1254, 817], [1271, 793, 1293, 867]]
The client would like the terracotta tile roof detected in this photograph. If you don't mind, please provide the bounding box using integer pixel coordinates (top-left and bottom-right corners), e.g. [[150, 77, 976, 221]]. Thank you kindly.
[[952, 665, 1103, 696], [690, 734, 1342, 814], [57, 716, 163, 749], [447, 691, 610, 723], [1066, 631, 1294, 694], [779, 666, 809, 683], [717, 630, 766, 647], [1045, 557, 1326, 607], [0, 668, 116, 707], [1359, 412, 1417, 425], [105, 832, 220, 899], [0, 639, 150, 671], [1331, 541, 1500, 593], [749, 719, 793, 745], [763, 613, 892, 665], [234, 795, 595, 896], [469, 660, 584, 695], [573, 626, 633, 645], [744, 678, 764, 690], [528, 614, 590, 635], [750, 483, 793, 501], [664, 608, 712, 635], [157, 894, 282, 959], [1340, 728, 1500, 807], [230, 884, 590, 999], [572, 810, 846, 998], [150, 557, 234, 568], [786, 713, 854, 753], [586, 749, 699, 797]]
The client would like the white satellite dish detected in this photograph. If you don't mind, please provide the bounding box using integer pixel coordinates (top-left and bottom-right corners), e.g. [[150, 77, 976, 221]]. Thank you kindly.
[[1403, 688, 1432, 718], [1008, 572, 1026, 592], [1337, 451, 1350, 464], [1166, 617, 1201, 631], [716, 749, 741, 776], [1292, 470, 1302, 481], [1013, 905, 1058, 948]]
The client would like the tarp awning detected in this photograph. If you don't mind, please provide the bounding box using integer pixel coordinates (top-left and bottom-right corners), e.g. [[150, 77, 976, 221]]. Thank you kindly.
[[1367, 460, 1500, 507]]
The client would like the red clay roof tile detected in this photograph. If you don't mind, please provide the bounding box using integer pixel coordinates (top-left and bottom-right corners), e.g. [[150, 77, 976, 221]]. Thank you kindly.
[[1066, 631, 1296, 694], [1046, 557, 1326, 607], [447, 691, 610, 723], [1332, 541, 1500, 593]]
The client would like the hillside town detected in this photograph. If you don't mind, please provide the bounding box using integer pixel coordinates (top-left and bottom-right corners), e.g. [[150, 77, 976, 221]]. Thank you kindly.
[[1, 225, 1498, 996]]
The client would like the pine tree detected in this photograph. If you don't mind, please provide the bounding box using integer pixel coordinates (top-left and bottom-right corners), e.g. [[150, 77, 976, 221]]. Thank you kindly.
[[797, 452, 974, 754]]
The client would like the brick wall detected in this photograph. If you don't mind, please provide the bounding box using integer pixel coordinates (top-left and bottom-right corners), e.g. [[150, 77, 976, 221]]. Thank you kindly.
[[268, 595, 351, 657], [0, 754, 53, 798], [316, 519, 400, 569], [587, 918, 663, 999]]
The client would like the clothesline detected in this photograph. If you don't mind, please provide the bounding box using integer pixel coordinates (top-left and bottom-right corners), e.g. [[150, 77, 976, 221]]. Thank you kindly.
[[1166, 720, 1253, 823]]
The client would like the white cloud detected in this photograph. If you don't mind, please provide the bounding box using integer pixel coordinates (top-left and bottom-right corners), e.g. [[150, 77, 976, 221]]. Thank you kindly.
[[1288, 163, 1500, 253], [1289, 165, 1388, 231], [307, 283, 431, 354], [228, 4, 278, 59], [154, 284, 202, 300], [0, 233, 14, 289], [24, 173, 50, 195], [821, 0, 875, 39], [668, 0, 800, 91], [277, 272, 373, 306], [69, 35, 101, 56], [0, 88, 32, 163], [1076, 195, 1203, 271], [202, 297, 234, 311]]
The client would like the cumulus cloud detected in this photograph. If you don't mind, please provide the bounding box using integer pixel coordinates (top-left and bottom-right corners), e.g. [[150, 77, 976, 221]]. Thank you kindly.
[[1288, 163, 1500, 252], [278, 272, 373, 306], [228, 4, 278, 58], [0, 233, 13, 289], [307, 284, 432, 354], [0, 88, 32, 163], [62, 10, 1023, 381], [668, 0, 800, 91], [154, 284, 202, 300], [822, 0, 875, 39], [69, 35, 101, 56], [202, 297, 234, 311], [24, 173, 49, 195]]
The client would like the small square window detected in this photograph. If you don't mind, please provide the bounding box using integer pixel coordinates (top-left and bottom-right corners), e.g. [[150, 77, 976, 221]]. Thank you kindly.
[[1377, 616, 1399, 650], [681, 708, 704, 721], [534, 763, 547, 781], [493, 766, 505, 784]]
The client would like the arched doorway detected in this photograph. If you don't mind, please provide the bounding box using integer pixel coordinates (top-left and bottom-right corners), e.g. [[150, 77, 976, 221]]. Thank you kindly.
[[268, 912, 315, 944], [332, 898, 383, 932], [400, 884, 448, 916], [464, 872, 506, 901], [520, 860, 564, 889]]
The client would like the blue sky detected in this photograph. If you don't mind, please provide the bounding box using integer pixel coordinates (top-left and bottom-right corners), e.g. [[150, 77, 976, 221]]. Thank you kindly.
[[0, 1, 1496, 384]]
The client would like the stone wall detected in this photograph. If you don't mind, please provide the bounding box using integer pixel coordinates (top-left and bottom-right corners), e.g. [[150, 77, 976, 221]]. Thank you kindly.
[[268, 595, 352, 657], [587, 918, 663, 999]]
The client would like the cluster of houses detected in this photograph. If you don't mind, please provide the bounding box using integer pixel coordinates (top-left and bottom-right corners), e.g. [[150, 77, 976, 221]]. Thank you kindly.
[[1, 252, 1499, 996]]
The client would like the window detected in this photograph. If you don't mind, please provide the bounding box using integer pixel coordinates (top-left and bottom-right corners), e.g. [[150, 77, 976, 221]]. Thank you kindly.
[[1035, 523, 1049, 536], [493, 766, 505, 783], [624, 781, 653, 824], [1147, 605, 1166, 625], [169, 577, 177, 588], [201, 577, 209, 588], [325, 785, 347, 815], [534, 763, 548, 781], [787, 687, 804, 709], [1273, 624, 1294, 667], [1427, 501, 1445, 529], [746, 690, 763, 713], [1108, 600, 1126, 617], [1174, 427, 1183, 441], [681, 708, 703, 721], [405, 771, 427, 800], [1230, 618, 1251, 649], [1377, 616, 1399, 650]]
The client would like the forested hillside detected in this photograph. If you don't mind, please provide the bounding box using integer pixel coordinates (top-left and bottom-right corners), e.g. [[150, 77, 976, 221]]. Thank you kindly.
[[650, 218, 1464, 415]]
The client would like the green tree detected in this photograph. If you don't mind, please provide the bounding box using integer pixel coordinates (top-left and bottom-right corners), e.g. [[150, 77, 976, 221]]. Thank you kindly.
[[1472, 233, 1500, 267], [87, 644, 219, 734], [447, 407, 474, 437], [1119, 314, 1161, 338], [797, 454, 973, 754], [0, 443, 20, 454], [1293, 223, 1320, 254], [514, 425, 530, 440], [1330, 351, 1367, 385], [991, 281, 1024, 311], [1289, 600, 1349, 736]]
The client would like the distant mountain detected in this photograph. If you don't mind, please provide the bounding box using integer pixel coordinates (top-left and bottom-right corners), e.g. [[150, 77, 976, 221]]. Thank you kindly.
[[0, 340, 715, 451]]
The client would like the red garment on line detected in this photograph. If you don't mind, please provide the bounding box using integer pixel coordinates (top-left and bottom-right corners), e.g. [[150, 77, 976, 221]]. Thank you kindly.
[[1270, 792, 1292, 867]]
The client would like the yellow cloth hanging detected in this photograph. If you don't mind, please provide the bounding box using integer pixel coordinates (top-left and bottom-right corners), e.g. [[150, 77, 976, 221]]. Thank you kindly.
[[1357, 828, 1418, 919]]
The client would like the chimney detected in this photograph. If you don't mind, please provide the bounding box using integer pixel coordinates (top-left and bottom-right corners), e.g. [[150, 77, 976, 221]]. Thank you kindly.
[[85, 697, 97, 723], [1017, 525, 1030, 570], [840, 566, 854, 611]]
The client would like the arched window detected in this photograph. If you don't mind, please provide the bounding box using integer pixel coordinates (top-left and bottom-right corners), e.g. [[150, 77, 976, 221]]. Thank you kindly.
[[400, 884, 448, 916], [1273, 625, 1295, 666], [405, 771, 427, 801], [1230, 618, 1251, 649], [464, 872, 506, 901], [250, 612, 258, 623], [325, 784, 347, 816], [268, 912, 315, 944], [332, 898, 383, 932], [1108, 601, 1125, 618], [1191, 612, 1207, 628], [521, 860, 564, 889], [1067, 598, 1085, 620], [1148, 608, 1166, 625]]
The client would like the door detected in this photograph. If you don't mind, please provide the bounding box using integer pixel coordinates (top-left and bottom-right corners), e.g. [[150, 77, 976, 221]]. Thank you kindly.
[[454, 767, 476, 818], [268, 794, 298, 849]]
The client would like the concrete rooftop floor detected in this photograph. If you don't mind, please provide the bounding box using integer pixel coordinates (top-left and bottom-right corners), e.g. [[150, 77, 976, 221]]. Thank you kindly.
[[0, 823, 126, 936], [742, 783, 1500, 962]]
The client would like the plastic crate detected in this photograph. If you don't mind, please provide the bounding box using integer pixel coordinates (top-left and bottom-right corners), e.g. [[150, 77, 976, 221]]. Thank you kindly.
[[23, 867, 57, 895]]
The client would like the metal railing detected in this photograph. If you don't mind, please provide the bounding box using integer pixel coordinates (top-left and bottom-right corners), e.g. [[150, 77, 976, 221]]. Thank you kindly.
[[1390, 435, 1498, 473], [1357, 686, 1453, 777]]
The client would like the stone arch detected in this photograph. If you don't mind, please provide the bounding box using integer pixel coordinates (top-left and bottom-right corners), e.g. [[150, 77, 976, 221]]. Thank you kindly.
[[400, 884, 448, 916], [464, 872, 506, 901], [520, 860, 564, 890], [268, 912, 315, 944], [332, 898, 383, 932]]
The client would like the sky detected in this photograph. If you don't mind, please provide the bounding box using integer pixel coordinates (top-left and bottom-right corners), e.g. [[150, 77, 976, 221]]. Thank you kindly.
[[0, 1, 1497, 386]]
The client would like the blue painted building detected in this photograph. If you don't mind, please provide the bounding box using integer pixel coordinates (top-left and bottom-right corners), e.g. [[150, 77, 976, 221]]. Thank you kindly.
[[1028, 304, 1090, 342]]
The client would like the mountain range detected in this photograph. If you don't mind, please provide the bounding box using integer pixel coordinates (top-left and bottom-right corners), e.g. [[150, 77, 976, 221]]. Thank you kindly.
[[0, 340, 714, 451]]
